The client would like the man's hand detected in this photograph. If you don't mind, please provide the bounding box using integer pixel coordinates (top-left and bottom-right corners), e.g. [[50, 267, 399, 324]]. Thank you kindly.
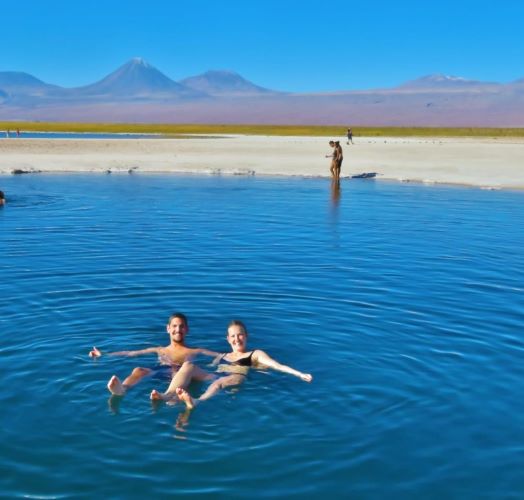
[[89, 346, 102, 358]]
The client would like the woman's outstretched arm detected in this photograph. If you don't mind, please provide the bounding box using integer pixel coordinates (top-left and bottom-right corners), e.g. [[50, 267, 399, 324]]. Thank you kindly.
[[253, 350, 313, 382]]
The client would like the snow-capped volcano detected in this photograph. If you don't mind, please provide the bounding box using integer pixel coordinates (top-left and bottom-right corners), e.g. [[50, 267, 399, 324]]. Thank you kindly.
[[398, 73, 496, 89], [72, 58, 202, 97]]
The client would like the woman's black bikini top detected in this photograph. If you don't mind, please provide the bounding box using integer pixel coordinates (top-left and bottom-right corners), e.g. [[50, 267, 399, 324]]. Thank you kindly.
[[221, 351, 255, 367]]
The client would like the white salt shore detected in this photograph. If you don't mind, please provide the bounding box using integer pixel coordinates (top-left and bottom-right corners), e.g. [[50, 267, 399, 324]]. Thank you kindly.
[[0, 135, 523, 190]]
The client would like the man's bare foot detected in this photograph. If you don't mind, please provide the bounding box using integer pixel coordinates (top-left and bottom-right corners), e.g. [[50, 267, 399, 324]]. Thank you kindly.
[[175, 387, 196, 409], [107, 375, 127, 396], [150, 389, 166, 401]]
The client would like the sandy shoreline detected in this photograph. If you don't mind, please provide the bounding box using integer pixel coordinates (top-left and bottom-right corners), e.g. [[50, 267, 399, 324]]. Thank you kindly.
[[1, 135, 523, 190]]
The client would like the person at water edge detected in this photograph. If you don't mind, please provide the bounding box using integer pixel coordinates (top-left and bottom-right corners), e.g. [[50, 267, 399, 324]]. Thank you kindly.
[[334, 141, 343, 178], [347, 128, 353, 145], [326, 141, 343, 179], [0, 190, 5, 206], [88, 312, 218, 396], [326, 141, 338, 178], [150, 319, 313, 409]]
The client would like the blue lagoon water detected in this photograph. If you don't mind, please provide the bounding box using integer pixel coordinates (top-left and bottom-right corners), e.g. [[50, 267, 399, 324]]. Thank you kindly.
[[1, 132, 160, 139], [1, 174, 523, 498]]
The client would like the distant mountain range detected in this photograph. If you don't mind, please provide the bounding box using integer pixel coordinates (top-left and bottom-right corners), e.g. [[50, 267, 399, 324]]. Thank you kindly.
[[0, 58, 276, 102], [1, 58, 523, 126]]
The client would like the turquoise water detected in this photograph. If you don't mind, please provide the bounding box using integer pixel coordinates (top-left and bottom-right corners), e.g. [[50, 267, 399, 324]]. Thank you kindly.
[[1, 175, 523, 498]]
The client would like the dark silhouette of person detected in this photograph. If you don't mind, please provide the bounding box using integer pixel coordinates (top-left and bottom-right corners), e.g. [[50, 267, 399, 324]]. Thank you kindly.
[[334, 141, 343, 178]]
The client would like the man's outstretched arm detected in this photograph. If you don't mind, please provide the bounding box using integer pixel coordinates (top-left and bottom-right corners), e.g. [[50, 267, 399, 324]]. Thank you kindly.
[[88, 346, 159, 358]]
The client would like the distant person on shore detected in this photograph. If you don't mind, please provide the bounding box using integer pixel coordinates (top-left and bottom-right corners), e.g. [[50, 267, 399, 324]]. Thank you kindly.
[[347, 128, 353, 145], [88, 312, 218, 396], [16, 128, 20, 137], [150, 320, 312, 409], [0, 191, 5, 206]]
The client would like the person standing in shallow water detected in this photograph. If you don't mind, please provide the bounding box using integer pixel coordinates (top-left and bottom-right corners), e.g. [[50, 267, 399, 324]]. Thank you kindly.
[[150, 319, 312, 408], [0, 191, 5, 206]]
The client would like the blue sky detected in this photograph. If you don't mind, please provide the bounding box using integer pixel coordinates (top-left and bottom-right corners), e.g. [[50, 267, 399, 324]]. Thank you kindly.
[[3, 0, 523, 92]]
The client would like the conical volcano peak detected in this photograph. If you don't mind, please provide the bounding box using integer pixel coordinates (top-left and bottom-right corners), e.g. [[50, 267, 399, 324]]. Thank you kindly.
[[75, 58, 196, 96], [129, 57, 151, 68]]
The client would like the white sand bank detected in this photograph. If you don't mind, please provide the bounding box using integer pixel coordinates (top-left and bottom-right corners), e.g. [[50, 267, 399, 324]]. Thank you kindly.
[[0, 135, 523, 190]]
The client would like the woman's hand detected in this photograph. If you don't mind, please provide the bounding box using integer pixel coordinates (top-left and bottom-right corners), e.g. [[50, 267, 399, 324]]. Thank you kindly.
[[300, 373, 313, 383]]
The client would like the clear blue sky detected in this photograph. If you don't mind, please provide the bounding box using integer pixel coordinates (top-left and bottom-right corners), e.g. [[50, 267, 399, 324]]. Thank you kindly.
[[3, 0, 523, 92]]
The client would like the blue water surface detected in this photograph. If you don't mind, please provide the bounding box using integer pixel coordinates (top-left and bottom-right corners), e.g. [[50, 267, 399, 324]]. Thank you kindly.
[[0, 174, 523, 499]]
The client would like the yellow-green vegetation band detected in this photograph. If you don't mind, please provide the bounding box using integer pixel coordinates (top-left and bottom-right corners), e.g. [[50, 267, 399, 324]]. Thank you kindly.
[[1, 122, 524, 138]]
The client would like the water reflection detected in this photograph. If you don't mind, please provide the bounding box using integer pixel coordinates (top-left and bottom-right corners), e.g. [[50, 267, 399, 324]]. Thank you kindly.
[[108, 395, 122, 414], [330, 178, 341, 209], [329, 179, 341, 247], [174, 409, 192, 433]]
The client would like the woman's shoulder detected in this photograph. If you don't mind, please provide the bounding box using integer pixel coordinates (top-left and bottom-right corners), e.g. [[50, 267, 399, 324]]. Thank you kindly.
[[250, 349, 266, 361]]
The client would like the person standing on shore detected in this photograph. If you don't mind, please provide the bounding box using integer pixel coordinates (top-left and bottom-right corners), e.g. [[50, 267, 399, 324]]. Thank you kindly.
[[327, 141, 343, 179], [335, 141, 343, 178], [347, 128, 353, 145], [326, 141, 338, 178]]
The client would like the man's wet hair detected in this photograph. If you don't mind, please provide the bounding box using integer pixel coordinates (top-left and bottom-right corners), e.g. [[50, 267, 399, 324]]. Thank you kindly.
[[167, 312, 188, 327], [227, 319, 248, 335]]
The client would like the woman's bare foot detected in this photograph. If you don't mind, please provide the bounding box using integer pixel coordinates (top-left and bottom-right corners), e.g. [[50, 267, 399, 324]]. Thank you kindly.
[[176, 387, 196, 409], [107, 375, 127, 396]]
